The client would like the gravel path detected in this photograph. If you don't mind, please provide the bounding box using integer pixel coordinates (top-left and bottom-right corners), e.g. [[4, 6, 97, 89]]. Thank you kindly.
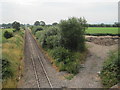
[[67, 42, 118, 88], [18, 31, 118, 88]]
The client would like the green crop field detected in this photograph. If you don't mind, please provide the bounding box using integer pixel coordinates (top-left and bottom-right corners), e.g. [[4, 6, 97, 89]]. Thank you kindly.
[[86, 27, 118, 34]]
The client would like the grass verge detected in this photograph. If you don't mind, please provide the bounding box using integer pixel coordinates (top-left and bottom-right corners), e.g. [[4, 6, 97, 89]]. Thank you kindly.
[[1, 28, 24, 88]]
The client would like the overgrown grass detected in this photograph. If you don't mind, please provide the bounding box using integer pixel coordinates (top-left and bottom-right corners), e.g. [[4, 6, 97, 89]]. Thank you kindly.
[[100, 50, 120, 88], [86, 27, 118, 34], [1, 28, 24, 88]]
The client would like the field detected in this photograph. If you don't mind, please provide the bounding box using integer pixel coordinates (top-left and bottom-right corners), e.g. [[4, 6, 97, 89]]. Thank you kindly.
[[86, 27, 118, 34]]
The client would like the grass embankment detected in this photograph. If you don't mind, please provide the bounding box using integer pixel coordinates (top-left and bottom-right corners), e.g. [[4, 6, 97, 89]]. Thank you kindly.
[[100, 50, 120, 88], [86, 27, 118, 34], [1, 28, 24, 88]]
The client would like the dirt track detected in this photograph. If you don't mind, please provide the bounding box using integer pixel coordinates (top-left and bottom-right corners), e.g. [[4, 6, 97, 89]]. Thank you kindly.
[[67, 42, 118, 88]]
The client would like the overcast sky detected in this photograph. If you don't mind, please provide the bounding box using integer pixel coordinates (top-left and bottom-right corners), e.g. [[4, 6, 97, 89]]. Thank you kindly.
[[0, 0, 119, 24]]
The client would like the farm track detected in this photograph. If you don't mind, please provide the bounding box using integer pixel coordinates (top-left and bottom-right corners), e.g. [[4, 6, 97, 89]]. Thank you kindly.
[[22, 29, 53, 88]]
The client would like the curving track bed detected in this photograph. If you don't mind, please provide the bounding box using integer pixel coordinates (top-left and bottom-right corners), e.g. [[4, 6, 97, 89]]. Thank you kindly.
[[24, 29, 53, 88]]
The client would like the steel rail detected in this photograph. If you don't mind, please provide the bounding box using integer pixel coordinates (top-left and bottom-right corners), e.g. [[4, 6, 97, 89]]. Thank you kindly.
[[27, 31, 41, 88], [38, 55, 53, 88], [31, 55, 41, 88], [28, 29, 53, 88]]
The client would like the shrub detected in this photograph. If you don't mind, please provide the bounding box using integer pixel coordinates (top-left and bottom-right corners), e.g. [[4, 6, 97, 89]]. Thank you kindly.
[[66, 61, 79, 74], [48, 47, 80, 74], [46, 35, 60, 49], [100, 51, 120, 88], [45, 26, 59, 36], [32, 26, 43, 35], [35, 26, 60, 48], [2, 58, 13, 80], [49, 47, 72, 62], [59, 17, 87, 51], [12, 21, 20, 31], [4, 31, 13, 39]]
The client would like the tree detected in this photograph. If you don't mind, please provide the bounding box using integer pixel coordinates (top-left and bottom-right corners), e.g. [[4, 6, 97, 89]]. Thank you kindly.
[[40, 21, 46, 26], [113, 22, 120, 27], [101, 23, 105, 27], [12, 21, 20, 31], [52, 22, 58, 26], [59, 17, 88, 51], [34, 21, 40, 26], [1, 23, 12, 28]]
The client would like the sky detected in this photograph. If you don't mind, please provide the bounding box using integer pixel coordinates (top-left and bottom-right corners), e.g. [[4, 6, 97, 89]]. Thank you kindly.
[[0, 0, 119, 24]]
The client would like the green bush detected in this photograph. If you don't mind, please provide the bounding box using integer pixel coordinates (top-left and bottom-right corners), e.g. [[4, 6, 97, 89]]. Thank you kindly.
[[46, 35, 60, 49], [32, 26, 43, 35], [66, 61, 79, 74], [49, 47, 72, 62], [48, 47, 80, 74], [45, 26, 59, 36], [2, 58, 13, 80], [59, 17, 87, 51], [100, 51, 120, 88], [35, 26, 60, 49], [4, 31, 13, 39]]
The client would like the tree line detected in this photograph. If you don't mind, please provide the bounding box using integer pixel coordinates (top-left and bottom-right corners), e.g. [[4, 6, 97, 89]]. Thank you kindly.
[[88, 22, 119, 27], [1, 21, 119, 29]]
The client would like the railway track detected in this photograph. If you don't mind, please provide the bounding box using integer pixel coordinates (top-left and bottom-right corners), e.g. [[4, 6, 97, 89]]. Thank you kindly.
[[26, 29, 53, 88]]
